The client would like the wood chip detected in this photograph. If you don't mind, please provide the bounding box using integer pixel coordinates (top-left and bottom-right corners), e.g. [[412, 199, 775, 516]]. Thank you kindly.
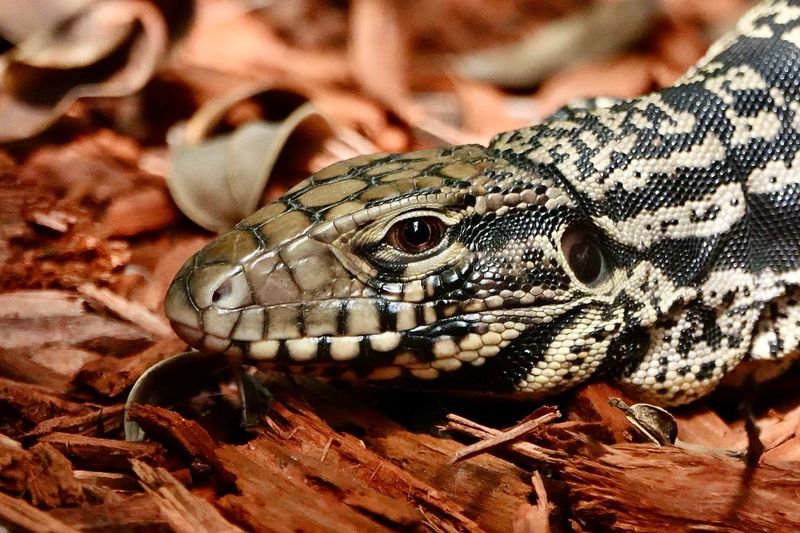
[[21, 443, 87, 509], [48, 493, 167, 531], [102, 186, 179, 237], [563, 444, 800, 530], [0, 378, 86, 434], [40, 432, 173, 472], [349, 0, 409, 105], [23, 404, 125, 442], [0, 491, 80, 533], [512, 471, 551, 533], [132, 459, 245, 533], [77, 282, 171, 338], [0, 348, 74, 393], [125, 403, 234, 484]]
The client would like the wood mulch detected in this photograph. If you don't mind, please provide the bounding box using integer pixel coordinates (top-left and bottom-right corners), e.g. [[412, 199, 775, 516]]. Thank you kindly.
[[2, 0, 800, 531]]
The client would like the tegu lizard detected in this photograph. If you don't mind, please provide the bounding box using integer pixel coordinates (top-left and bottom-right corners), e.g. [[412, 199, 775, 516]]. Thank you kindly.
[[164, 0, 800, 406]]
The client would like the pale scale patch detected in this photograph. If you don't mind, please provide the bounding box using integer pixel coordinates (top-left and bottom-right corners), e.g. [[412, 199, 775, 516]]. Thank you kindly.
[[751, 294, 800, 360], [578, 129, 602, 150], [704, 65, 769, 105], [590, 133, 637, 173], [773, 4, 800, 25], [595, 107, 628, 132], [770, 87, 786, 107], [700, 269, 755, 307], [618, 307, 751, 404], [727, 108, 783, 146], [600, 182, 746, 248], [752, 268, 789, 303], [791, 101, 800, 132], [517, 307, 618, 393], [546, 136, 586, 185], [654, 99, 698, 135], [629, 109, 655, 130], [606, 132, 726, 193], [779, 269, 800, 285], [431, 358, 462, 371], [329, 336, 361, 361], [370, 331, 402, 352], [744, 151, 800, 194]]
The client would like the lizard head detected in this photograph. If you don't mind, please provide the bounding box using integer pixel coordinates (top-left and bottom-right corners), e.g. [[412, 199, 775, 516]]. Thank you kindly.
[[165, 144, 638, 396]]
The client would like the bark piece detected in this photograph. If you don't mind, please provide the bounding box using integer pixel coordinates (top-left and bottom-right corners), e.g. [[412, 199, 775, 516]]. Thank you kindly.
[[569, 382, 634, 444], [0, 437, 30, 493], [4, 442, 88, 509], [40, 432, 173, 472], [23, 404, 125, 441], [216, 441, 419, 533], [0, 348, 74, 393], [0, 378, 86, 434], [48, 493, 168, 531], [512, 472, 552, 533], [563, 444, 800, 531], [125, 403, 234, 484], [0, 491, 80, 533], [30, 346, 100, 380], [267, 385, 523, 532], [132, 459, 244, 533], [102, 186, 179, 237], [0, 313, 150, 355]]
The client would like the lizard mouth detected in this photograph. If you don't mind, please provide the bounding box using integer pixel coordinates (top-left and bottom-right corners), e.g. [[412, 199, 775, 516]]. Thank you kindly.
[[170, 320, 511, 383], [167, 295, 562, 386]]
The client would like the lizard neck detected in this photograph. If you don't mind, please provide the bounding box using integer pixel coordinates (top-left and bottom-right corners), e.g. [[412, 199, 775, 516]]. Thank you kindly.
[[491, 0, 800, 287]]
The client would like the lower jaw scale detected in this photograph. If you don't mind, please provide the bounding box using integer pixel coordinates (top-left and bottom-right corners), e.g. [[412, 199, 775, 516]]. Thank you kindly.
[[244, 330, 405, 362], [236, 332, 509, 381], [171, 322, 204, 344]]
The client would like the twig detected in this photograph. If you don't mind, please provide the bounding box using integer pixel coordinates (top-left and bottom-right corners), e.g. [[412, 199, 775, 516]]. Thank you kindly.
[[78, 282, 172, 338], [447, 407, 565, 464]]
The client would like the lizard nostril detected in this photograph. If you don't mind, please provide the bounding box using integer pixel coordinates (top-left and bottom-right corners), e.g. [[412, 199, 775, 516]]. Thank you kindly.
[[211, 278, 233, 305], [190, 266, 253, 309]]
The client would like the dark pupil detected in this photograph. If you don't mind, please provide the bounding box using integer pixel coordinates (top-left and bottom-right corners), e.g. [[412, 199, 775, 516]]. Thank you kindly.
[[569, 238, 602, 284], [402, 219, 432, 248]]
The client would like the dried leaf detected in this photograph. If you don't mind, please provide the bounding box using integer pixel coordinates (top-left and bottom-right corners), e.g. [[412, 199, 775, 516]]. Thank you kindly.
[[454, 0, 659, 88], [0, 0, 91, 44], [609, 398, 678, 445], [0, 0, 194, 141], [167, 86, 334, 231]]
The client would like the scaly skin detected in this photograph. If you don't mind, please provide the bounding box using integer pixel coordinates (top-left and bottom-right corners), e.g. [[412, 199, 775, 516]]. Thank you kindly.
[[165, 0, 800, 405]]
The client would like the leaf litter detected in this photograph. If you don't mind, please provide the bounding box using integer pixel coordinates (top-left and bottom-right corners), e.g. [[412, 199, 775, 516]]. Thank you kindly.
[[2, 1, 798, 532]]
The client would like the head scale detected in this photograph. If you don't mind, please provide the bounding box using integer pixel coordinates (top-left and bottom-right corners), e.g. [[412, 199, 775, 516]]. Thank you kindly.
[[165, 144, 637, 396]]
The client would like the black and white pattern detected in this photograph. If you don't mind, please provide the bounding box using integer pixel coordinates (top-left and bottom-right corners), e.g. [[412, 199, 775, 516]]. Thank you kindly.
[[165, 0, 800, 405]]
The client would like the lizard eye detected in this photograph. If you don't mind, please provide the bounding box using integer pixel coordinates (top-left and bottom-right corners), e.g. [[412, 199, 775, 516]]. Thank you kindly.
[[561, 225, 609, 287], [386, 216, 446, 254]]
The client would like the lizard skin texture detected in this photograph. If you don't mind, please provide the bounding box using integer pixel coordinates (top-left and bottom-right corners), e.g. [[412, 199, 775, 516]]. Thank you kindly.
[[165, 0, 800, 406]]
